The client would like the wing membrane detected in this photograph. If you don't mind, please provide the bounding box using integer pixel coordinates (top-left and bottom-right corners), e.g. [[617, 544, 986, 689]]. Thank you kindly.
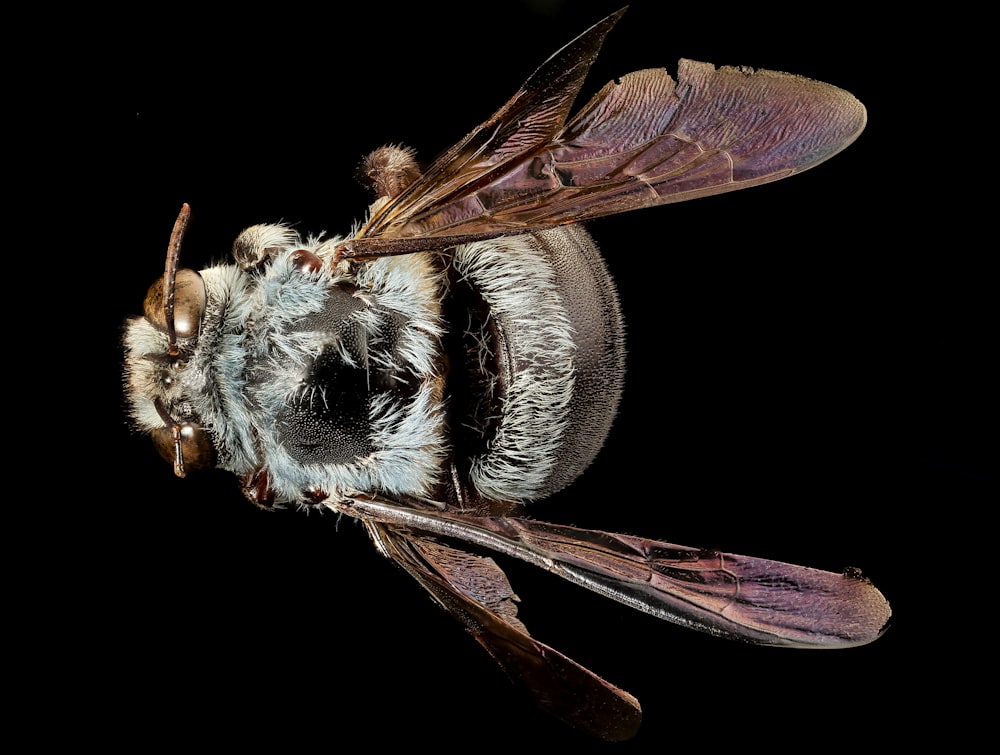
[[368, 522, 642, 742], [353, 9, 625, 247], [344, 11, 865, 257], [500, 519, 891, 648], [335, 495, 891, 649]]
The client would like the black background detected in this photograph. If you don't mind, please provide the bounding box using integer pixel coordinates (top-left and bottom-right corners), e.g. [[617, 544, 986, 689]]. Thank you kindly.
[[86, 0, 984, 749]]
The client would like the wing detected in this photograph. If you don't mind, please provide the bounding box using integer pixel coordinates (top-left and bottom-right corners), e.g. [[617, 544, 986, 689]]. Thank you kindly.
[[341, 8, 865, 258], [336, 494, 892, 649], [366, 522, 643, 742]]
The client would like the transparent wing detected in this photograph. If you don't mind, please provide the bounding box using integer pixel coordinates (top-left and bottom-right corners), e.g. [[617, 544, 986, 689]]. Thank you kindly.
[[342, 9, 865, 258], [336, 494, 891, 649]]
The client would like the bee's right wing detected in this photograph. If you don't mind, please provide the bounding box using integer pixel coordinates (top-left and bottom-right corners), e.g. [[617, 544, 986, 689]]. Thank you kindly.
[[341, 8, 865, 258]]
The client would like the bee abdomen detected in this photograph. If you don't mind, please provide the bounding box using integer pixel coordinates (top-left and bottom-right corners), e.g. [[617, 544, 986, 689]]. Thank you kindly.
[[449, 226, 625, 503]]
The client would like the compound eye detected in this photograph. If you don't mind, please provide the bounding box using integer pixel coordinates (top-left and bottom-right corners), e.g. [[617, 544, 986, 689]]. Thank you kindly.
[[144, 268, 206, 340], [151, 422, 215, 477]]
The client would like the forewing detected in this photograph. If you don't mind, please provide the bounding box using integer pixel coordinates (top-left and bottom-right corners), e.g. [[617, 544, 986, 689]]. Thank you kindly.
[[367, 522, 643, 742], [337, 495, 891, 649], [498, 519, 892, 648], [494, 60, 867, 225], [344, 12, 865, 257], [352, 9, 625, 250]]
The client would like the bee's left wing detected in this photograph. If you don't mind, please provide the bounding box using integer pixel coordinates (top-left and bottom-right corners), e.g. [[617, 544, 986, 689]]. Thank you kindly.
[[334, 494, 891, 649], [341, 8, 865, 258], [366, 521, 643, 742]]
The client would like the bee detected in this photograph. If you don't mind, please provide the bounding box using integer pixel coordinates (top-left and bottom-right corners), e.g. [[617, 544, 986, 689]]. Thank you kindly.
[[124, 8, 889, 741]]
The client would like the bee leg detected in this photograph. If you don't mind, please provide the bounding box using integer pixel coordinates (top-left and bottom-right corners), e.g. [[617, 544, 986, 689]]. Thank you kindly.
[[231, 224, 301, 270], [239, 467, 276, 509], [356, 145, 422, 205]]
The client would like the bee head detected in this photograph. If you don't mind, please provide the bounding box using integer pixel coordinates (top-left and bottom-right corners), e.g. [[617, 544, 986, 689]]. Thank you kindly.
[[125, 204, 216, 477]]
